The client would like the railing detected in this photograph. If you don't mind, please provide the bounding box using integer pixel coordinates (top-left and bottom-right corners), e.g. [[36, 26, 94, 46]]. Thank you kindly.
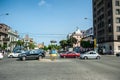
[[3, 38, 10, 41]]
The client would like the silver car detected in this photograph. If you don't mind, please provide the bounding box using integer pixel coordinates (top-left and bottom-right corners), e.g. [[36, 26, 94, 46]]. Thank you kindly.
[[80, 51, 101, 60], [0, 53, 3, 59], [8, 50, 26, 58]]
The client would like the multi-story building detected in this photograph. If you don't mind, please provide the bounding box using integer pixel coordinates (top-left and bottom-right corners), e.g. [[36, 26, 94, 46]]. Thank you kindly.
[[0, 23, 9, 49], [67, 28, 83, 47], [0, 23, 19, 51], [82, 27, 94, 43], [22, 34, 34, 50], [8, 28, 19, 51], [93, 0, 120, 54]]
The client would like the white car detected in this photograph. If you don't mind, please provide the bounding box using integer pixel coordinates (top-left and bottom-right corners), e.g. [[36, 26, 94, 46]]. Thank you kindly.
[[8, 50, 25, 58], [80, 51, 101, 60], [0, 53, 3, 59]]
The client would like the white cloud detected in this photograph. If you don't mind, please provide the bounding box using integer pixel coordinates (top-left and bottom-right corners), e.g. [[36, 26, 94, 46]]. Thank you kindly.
[[38, 0, 47, 6]]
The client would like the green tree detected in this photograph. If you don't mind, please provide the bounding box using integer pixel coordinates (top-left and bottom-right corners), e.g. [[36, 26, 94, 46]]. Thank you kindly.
[[48, 45, 57, 50], [59, 40, 67, 50], [43, 46, 48, 51], [1, 44, 7, 49], [28, 42, 35, 49], [81, 40, 91, 48], [67, 37, 77, 47], [16, 40, 24, 46]]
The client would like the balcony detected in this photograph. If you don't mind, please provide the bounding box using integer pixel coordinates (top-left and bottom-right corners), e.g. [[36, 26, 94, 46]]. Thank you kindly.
[[3, 38, 10, 41], [0, 29, 8, 34]]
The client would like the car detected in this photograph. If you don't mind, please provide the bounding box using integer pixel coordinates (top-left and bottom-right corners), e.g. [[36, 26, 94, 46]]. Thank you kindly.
[[116, 52, 120, 57], [80, 51, 101, 60], [0, 52, 3, 59], [8, 50, 26, 58], [60, 51, 80, 58], [18, 49, 45, 61]]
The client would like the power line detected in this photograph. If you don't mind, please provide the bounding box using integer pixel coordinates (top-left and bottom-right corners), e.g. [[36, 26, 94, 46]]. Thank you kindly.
[[19, 33, 67, 36]]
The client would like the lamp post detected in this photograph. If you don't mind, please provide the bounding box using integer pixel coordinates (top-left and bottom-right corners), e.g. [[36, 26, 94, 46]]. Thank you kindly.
[[84, 17, 97, 50], [0, 13, 9, 50], [0, 13, 9, 16], [0, 13, 9, 22]]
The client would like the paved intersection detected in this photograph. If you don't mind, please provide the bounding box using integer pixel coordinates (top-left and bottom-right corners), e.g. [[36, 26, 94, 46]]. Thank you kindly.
[[0, 55, 120, 80]]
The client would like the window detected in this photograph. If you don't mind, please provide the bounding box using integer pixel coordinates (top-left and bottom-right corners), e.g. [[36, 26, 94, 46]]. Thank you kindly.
[[109, 46, 112, 50], [116, 9, 120, 15], [116, 18, 120, 23], [117, 35, 120, 40], [116, 1, 120, 6], [108, 27, 112, 32], [118, 46, 120, 50], [108, 19, 111, 25], [117, 26, 120, 32], [0, 35, 1, 40], [108, 10, 111, 16]]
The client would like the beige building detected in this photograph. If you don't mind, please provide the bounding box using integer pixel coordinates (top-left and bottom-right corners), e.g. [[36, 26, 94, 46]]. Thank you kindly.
[[8, 28, 19, 51], [93, 0, 120, 54], [0, 23, 9, 49], [0, 23, 19, 51], [67, 28, 84, 47]]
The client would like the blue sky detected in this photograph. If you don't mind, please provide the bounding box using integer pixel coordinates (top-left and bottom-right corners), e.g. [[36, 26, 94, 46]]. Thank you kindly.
[[0, 0, 93, 45]]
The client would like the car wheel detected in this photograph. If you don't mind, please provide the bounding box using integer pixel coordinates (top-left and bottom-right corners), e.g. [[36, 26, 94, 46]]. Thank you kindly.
[[38, 56, 42, 61], [22, 57, 26, 61], [96, 56, 100, 59], [63, 56, 66, 58], [84, 56, 88, 60]]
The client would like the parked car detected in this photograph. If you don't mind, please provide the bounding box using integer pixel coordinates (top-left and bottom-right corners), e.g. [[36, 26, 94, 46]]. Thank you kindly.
[[8, 50, 26, 58], [0, 52, 3, 59], [116, 52, 120, 57], [80, 51, 101, 60], [18, 49, 45, 61], [60, 51, 80, 58]]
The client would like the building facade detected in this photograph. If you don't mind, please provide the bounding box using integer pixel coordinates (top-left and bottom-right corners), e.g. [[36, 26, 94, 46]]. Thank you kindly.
[[83, 27, 94, 42], [0, 23, 9, 49], [93, 0, 120, 54], [67, 28, 83, 47], [22, 34, 34, 50], [0, 23, 19, 51], [8, 28, 19, 51]]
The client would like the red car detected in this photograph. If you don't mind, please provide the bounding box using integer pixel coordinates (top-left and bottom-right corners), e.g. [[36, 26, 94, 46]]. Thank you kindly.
[[60, 51, 80, 58]]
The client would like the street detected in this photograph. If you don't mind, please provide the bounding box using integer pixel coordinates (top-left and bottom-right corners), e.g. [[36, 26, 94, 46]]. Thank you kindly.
[[0, 55, 120, 80]]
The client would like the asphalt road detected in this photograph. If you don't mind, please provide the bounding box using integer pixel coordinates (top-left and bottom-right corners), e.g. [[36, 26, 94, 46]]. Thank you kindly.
[[0, 55, 120, 80]]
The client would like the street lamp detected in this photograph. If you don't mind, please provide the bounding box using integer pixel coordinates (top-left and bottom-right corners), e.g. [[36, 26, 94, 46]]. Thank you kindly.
[[84, 17, 97, 49], [84, 17, 93, 21], [0, 13, 9, 22], [0, 13, 9, 16]]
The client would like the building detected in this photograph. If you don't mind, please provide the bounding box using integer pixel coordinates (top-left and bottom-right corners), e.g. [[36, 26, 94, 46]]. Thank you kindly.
[[38, 43, 44, 49], [7, 28, 19, 51], [0, 23, 19, 51], [67, 28, 83, 47], [22, 34, 34, 50], [83, 27, 94, 41], [0, 23, 9, 50], [93, 0, 120, 54]]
